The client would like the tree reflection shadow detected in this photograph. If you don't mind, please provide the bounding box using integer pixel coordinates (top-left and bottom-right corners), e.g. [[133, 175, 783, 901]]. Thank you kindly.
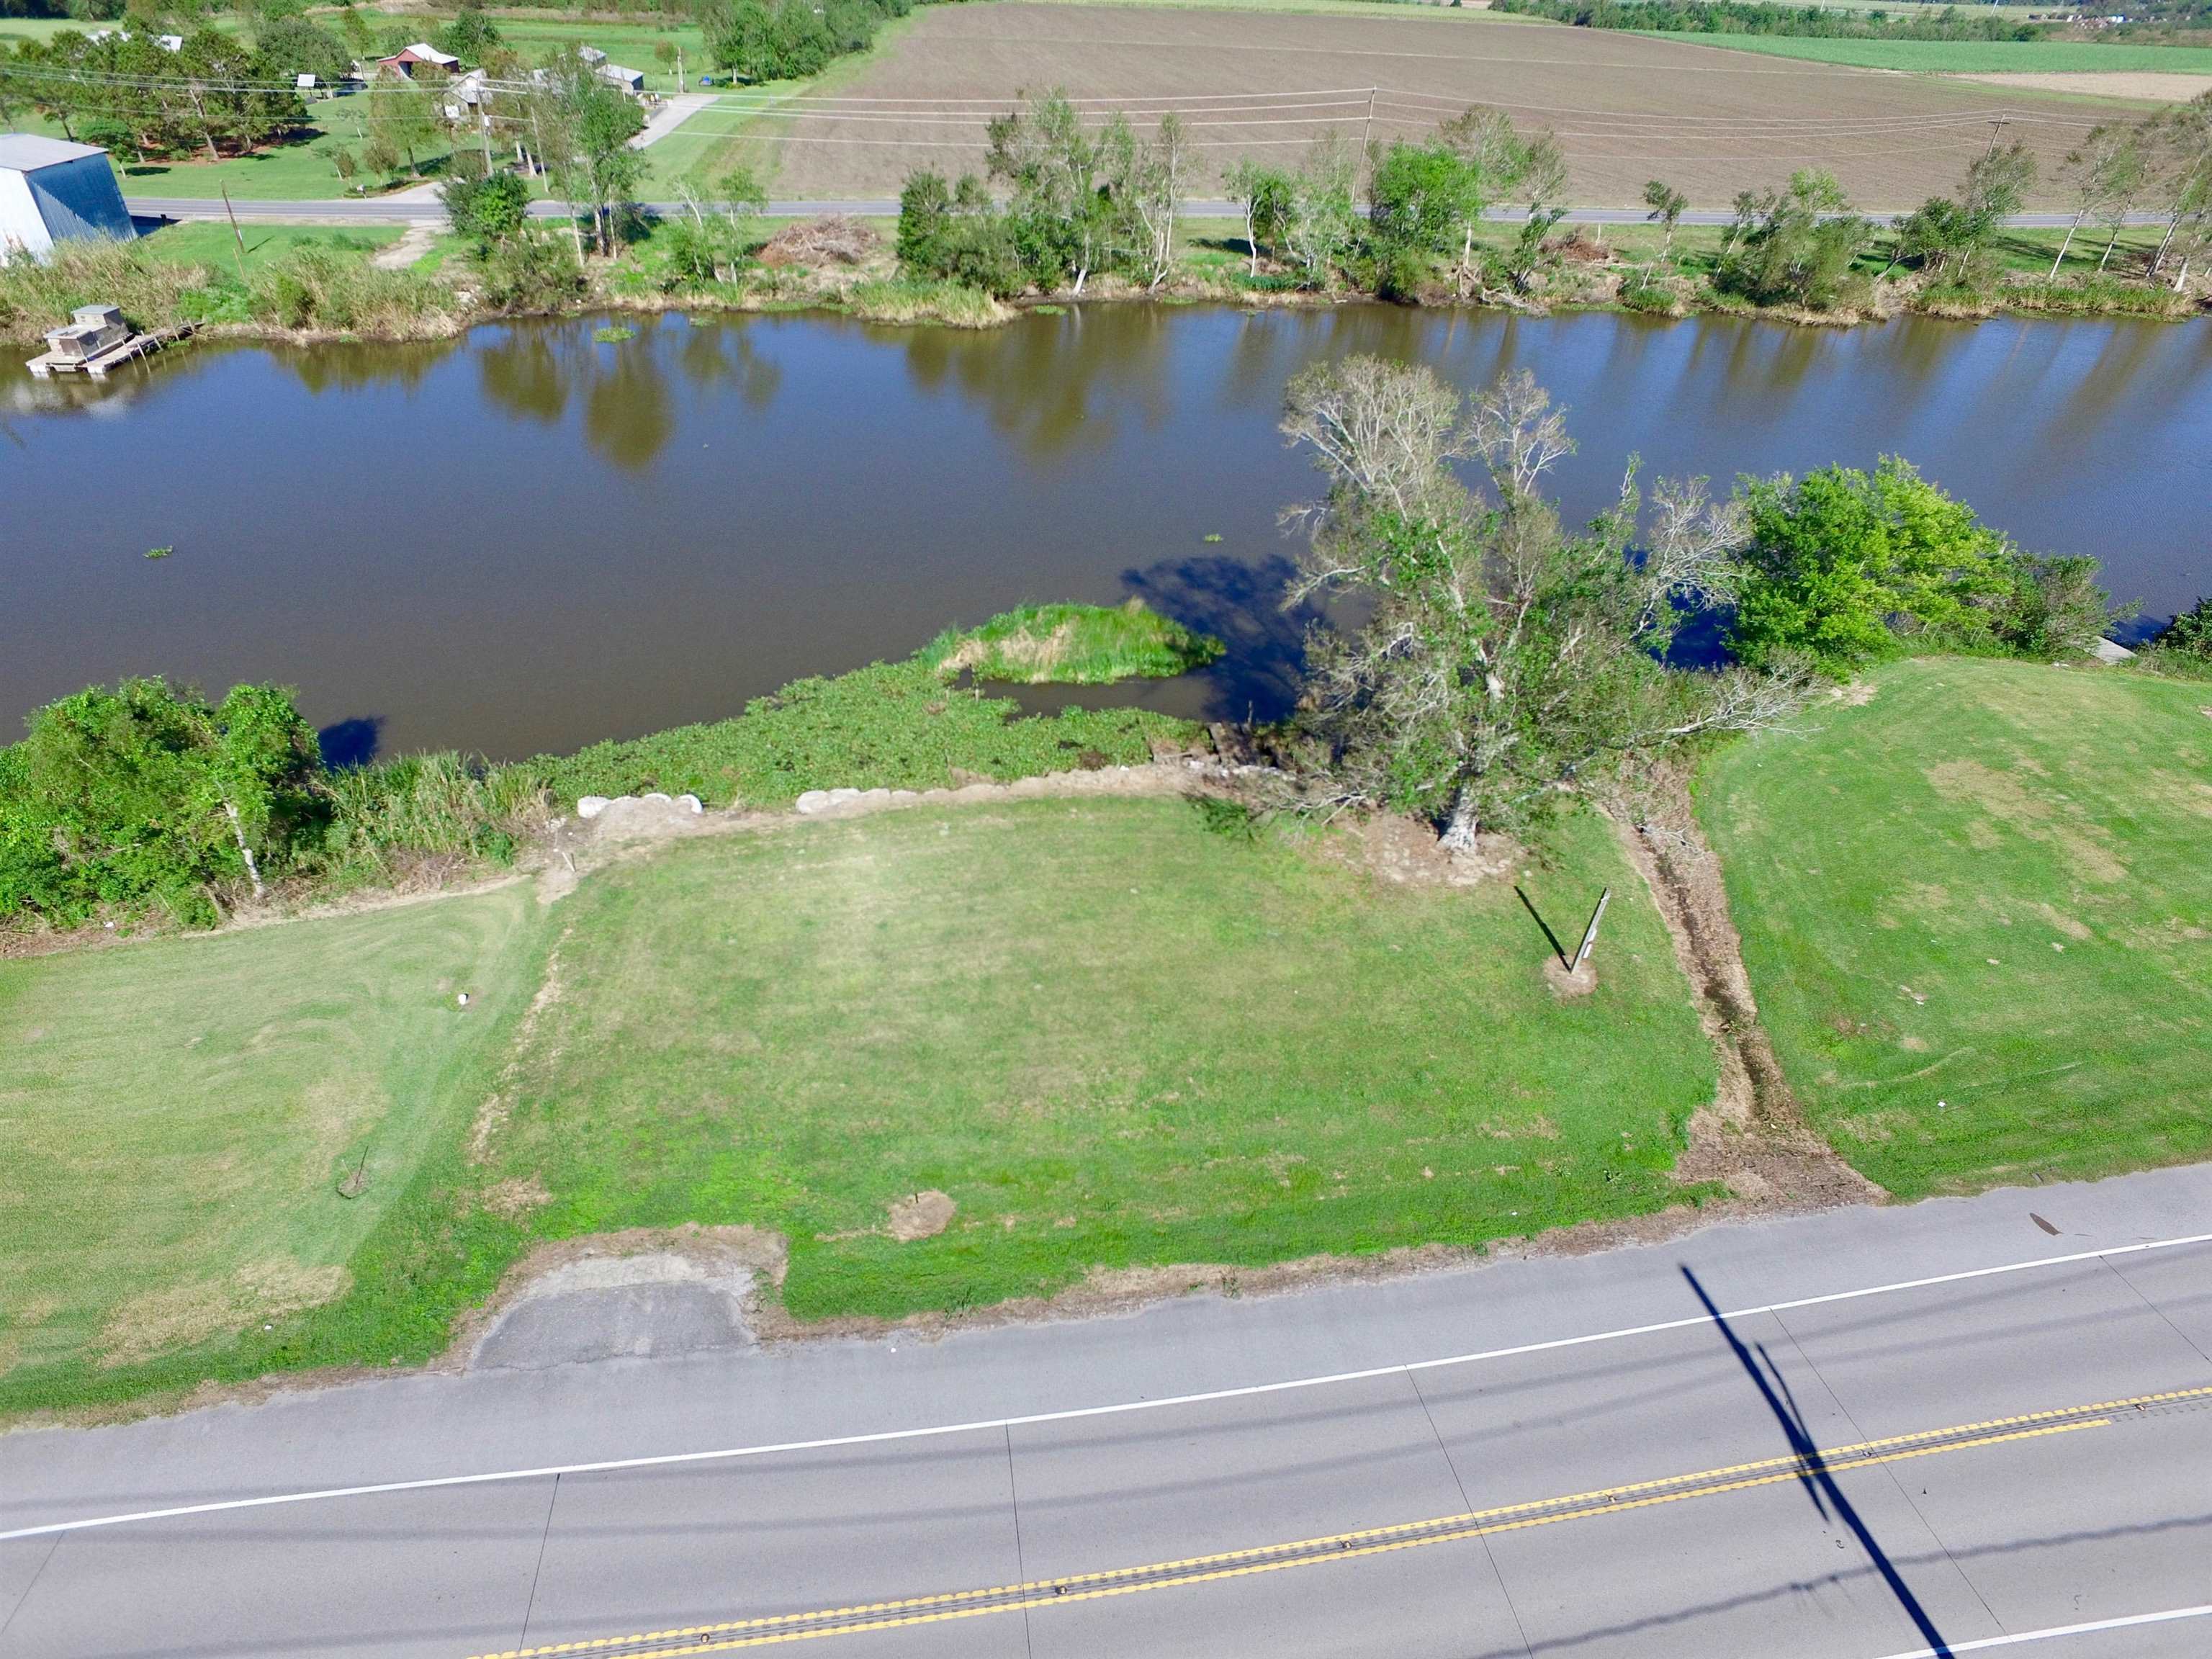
[[1122, 553, 1325, 724]]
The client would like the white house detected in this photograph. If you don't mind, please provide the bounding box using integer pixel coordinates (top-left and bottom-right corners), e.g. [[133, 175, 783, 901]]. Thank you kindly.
[[0, 135, 135, 266]]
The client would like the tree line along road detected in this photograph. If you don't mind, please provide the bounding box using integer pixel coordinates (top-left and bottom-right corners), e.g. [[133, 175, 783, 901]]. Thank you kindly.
[[123, 196, 2170, 228]]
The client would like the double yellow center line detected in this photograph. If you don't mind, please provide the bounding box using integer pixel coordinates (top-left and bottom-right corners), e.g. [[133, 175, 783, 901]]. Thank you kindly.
[[472, 1382, 2212, 1659]]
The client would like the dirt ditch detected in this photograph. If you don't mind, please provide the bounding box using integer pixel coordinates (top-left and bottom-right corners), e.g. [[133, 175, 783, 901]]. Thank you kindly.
[[1608, 774, 1885, 1216]]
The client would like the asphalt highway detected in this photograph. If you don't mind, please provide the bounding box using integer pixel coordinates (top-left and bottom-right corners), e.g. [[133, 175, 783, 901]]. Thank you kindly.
[[126, 197, 2167, 230], [4, 1164, 2210, 1659]]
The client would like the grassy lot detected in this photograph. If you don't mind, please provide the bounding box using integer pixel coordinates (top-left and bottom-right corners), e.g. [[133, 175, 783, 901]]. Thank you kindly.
[[489, 796, 1716, 1322], [0, 886, 546, 1410], [1700, 657, 2212, 1200], [1647, 35, 2212, 75], [494, 17, 711, 94], [99, 89, 458, 200], [136, 220, 405, 273]]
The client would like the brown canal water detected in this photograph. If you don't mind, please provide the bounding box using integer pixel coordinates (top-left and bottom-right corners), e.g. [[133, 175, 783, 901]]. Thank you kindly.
[[5, 305, 2209, 762]]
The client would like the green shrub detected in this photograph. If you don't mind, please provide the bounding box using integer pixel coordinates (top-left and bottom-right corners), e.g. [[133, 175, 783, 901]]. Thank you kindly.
[[0, 679, 322, 927], [1730, 458, 2023, 675], [2149, 595, 2212, 659], [525, 657, 1184, 809]]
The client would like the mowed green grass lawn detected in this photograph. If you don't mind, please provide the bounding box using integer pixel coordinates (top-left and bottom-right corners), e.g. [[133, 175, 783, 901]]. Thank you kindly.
[[487, 796, 1716, 1321], [1650, 35, 2212, 75], [0, 887, 544, 1411], [1701, 657, 2212, 1199]]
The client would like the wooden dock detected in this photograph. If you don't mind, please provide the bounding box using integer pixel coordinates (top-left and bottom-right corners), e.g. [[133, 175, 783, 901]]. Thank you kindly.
[[27, 320, 197, 380]]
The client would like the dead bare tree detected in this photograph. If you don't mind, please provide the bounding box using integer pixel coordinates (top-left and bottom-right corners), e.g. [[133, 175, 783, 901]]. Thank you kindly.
[[1280, 357, 1802, 852]]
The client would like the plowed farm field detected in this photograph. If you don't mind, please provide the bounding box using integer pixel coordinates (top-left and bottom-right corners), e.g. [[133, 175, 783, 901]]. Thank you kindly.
[[662, 6, 2144, 207]]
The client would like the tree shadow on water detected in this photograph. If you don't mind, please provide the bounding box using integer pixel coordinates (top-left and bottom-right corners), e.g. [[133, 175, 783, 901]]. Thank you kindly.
[[1120, 554, 1324, 725], [317, 717, 383, 770]]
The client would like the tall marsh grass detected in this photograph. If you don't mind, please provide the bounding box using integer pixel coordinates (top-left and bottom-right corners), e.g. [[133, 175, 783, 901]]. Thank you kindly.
[[248, 247, 457, 336], [0, 237, 214, 344]]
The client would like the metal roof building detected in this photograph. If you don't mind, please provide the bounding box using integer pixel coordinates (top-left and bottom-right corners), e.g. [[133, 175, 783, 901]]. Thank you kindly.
[[0, 135, 135, 266]]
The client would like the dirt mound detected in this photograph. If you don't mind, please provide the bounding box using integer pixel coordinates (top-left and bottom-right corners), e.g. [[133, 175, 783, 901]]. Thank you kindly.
[[887, 1190, 958, 1240]]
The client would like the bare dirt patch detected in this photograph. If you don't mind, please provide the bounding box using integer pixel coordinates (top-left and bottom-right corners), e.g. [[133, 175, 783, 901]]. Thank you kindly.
[[1323, 810, 1520, 887], [1948, 71, 2211, 103], [482, 1174, 552, 1218], [735, 4, 2140, 208], [886, 1190, 958, 1241], [1542, 956, 1598, 997], [370, 225, 438, 270]]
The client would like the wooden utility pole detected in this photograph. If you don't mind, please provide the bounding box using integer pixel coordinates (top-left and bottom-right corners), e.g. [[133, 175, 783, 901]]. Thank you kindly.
[[1984, 116, 2010, 158], [1572, 888, 1612, 974], [1362, 85, 1377, 157], [218, 184, 247, 283]]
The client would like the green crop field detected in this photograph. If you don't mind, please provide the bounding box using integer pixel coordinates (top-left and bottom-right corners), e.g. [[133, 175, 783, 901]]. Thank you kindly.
[[1700, 657, 2212, 1200], [1648, 34, 2212, 75], [487, 796, 1715, 1323], [0, 887, 545, 1411]]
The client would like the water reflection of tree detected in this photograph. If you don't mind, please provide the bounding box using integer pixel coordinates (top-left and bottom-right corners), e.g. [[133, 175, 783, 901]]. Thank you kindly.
[[896, 306, 1181, 458], [474, 315, 783, 470], [479, 331, 570, 423], [277, 338, 450, 395]]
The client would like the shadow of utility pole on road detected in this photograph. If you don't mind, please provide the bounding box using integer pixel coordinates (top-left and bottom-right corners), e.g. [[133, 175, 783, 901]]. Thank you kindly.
[[1681, 1267, 1955, 1658]]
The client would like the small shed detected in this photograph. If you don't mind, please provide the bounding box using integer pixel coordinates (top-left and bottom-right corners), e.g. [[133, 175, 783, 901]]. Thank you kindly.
[[0, 135, 135, 266]]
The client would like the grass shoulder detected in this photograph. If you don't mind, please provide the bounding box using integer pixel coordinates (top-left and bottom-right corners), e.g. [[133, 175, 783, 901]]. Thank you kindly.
[[1698, 655, 2212, 1200]]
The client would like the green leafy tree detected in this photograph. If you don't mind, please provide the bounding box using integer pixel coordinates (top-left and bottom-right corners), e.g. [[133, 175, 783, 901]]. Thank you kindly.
[[986, 89, 1113, 292], [1223, 157, 1295, 276], [533, 49, 646, 257], [443, 168, 531, 247], [896, 168, 1027, 296], [2149, 595, 2212, 660], [1730, 458, 2022, 675], [368, 71, 441, 176], [1642, 178, 1688, 259], [1888, 143, 2033, 287], [1281, 133, 1359, 291], [1366, 140, 1483, 299], [2144, 91, 2212, 291], [255, 15, 349, 85], [0, 679, 322, 927], [1716, 168, 1873, 310], [435, 0, 502, 63]]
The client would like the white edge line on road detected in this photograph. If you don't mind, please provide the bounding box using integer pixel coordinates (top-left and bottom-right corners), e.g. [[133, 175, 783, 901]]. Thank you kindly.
[[1863, 1601, 2212, 1658], [6, 1229, 2210, 1543]]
